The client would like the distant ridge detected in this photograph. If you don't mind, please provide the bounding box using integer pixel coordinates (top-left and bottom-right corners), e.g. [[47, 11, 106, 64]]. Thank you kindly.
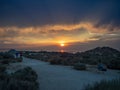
[[83, 46, 120, 55], [76, 47, 120, 69]]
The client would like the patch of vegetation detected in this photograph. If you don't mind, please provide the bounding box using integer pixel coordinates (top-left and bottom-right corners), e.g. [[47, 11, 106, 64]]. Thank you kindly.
[[0, 52, 23, 63], [107, 59, 120, 70], [0, 53, 15, 59], [0, 65, 6, 73], [0, 67, 39, 90], [50, 59, 61, 65], [0, 65, 8, 81], [84, 78, 120, 90], [12, 67, 38, 82], [25, 47, 120, 70], [0, 60, 10, 64], [73, 63, 86, 70]]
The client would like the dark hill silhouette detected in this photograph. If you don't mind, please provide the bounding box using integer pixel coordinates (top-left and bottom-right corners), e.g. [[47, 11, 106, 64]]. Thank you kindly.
[[83, 47, 120, 56], [76, 47, 120, 69]]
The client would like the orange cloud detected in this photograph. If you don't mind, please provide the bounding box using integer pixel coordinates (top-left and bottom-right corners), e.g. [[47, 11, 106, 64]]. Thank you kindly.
[[0, 22, 119, 45]]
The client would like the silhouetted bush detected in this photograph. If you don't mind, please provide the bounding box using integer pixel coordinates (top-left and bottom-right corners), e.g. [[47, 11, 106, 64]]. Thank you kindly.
[[0, 67, 39, 90], [13, 67, 38, 81], [18, 57, 23, 62], [50, 59, 61, 65], [1, 60, 10, 64], [74, 63, 86, 70], [2, 53, 14, 59], [0, 78, 39, 90], [50, 60, 57, 65], [61, 60, 69, 66], [12, 57, 23, 62], [0, 55, 3, 59], [84, 78, 120, 90], [108, 59, 120, 70], [0, 65, 6, 73], [0, 73, 9, 81], [0, 65, 8, 81]]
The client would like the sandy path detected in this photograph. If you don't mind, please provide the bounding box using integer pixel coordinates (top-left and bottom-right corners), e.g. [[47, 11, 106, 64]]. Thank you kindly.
[[13, 57, 119, 90]]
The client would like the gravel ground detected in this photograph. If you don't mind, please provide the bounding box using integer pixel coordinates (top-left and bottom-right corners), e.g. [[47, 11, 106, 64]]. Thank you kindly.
[[10, 57, 120, 90]]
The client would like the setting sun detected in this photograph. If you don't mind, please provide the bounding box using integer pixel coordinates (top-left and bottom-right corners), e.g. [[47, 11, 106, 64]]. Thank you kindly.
[[60, 43, 65, 47]]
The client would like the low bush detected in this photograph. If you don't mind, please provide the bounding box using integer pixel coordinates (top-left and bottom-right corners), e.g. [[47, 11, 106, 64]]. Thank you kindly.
[[0, 65, 8, 81], [84, 78, 120, 90], [108, 59, 120, 70], [0, 67, 39, 90], [12, 67, 38, 81], [12, 57, 23, 63], [0, 55, 3, 59], [0, 65, 6, 73], [74, 63, 86, 70], [61, 60, 70, 66], [0, 78, 39, 90], [50, 59, 61, 65], [50, 60, 57, 65], [1, 60, 10, 64], [17, 57, 23, 62], [2, 53, 14, 59]]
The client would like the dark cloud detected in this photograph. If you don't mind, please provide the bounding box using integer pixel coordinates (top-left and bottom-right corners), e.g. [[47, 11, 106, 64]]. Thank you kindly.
[[90, 33, 120, 41], [94, 1, 120, 28], [0, 0, 120, 28]]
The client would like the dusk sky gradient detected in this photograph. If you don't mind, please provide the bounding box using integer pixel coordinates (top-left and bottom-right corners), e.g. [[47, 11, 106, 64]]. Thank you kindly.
[[0, 0, 120, 52]]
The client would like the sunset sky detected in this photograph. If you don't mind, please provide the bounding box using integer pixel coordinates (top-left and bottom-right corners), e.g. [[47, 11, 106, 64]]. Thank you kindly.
[[0, 0, 120, 52]]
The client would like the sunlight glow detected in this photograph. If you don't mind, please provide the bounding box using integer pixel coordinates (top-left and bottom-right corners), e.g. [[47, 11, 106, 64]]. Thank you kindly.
[[60, 43, 65, 47]]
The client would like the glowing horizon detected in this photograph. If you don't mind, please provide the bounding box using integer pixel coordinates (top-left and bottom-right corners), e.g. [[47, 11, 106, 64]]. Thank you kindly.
[[0, 22, 119, 45]]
